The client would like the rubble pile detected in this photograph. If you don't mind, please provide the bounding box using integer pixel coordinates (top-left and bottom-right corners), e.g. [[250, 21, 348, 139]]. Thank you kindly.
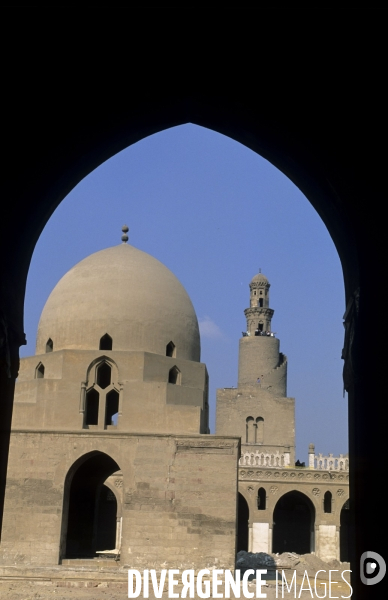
[[236, 551, 351, 582], [273, 552, 351, 580]]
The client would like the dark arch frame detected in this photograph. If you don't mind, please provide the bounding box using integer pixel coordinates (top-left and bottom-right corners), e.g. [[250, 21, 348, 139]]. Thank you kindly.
[[1, 43, 385, 595]]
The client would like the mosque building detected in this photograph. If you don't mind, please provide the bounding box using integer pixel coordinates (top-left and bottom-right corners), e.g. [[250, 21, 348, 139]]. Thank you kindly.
[[0, 229, 349, 569], [216, 272, 349, 561]]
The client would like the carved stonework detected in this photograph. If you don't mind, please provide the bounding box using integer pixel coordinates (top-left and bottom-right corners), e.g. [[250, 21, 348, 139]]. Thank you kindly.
[[337, 489, 345, 497], [237, 466, 350, 496], [313, 453, 349, 472], [270, 486, 278, 494], [312, 488, 321, 496], [239, 451, 289, 468]]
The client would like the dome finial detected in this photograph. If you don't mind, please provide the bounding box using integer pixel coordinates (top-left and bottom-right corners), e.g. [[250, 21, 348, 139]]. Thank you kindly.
[[259, 268, 261, 273], [121, 224, 129, 244]]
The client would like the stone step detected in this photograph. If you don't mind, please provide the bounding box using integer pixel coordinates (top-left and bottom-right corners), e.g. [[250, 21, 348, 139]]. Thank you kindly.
[[61, 558, 121, 569], [0, 564, 127, 583]]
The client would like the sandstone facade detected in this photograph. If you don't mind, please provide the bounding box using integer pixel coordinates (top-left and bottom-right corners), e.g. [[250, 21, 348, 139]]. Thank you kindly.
[[216, 272, 349, 561], [0, 239, 348, 568]]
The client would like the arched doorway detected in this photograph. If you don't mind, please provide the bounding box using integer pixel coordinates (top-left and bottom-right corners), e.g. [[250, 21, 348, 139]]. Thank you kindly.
[[237, 492, 249, 552], [60, 452, 120, 559], [272, 491, 315, 554], [340, 500, 350, 562]]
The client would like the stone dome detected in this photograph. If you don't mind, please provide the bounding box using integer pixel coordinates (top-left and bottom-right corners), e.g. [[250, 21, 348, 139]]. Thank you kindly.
[[250, 272, 269, 285], [36, 244, 200, 360]]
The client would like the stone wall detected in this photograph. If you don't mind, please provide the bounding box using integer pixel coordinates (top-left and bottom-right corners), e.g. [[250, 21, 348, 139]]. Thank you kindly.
[[238, 466, 349, 561], [12, 350, 208, 435], [0, 431, 239, 569], [216, 387, 295, 462]]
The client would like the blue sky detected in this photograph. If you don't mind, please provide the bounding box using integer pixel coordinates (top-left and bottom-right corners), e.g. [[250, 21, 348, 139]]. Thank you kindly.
[[22, 124, 347, 462]]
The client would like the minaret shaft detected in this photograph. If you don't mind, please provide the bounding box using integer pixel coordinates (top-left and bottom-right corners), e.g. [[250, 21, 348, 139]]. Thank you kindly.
[[238, 273, 287, 395], [238, 336, 286, 395], [216, 271, 295, 463]]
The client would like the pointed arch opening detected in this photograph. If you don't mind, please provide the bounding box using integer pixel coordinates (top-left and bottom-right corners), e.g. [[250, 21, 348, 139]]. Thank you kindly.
[[35, 363, 45, 379], [85, 388, 99, 426], [168, 366, 181, 385], [99, 334, 112, 351], [105, 389, 119, 427], [166, 341, 176, 358], [272, 491, 315, 554], [3, 94, 363, 589], [96, 362, 111, 389], [60, 452, 121, 559], [46, 338, 53, 353]]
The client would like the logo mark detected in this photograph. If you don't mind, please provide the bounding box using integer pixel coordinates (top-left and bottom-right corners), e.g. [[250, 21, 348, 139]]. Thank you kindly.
[[360, 551, 386, 585]]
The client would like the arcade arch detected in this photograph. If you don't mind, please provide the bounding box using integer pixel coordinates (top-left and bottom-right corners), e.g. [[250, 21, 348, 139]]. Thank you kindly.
[[237, 492, 249, 553], [272, 490, 315, 555]]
